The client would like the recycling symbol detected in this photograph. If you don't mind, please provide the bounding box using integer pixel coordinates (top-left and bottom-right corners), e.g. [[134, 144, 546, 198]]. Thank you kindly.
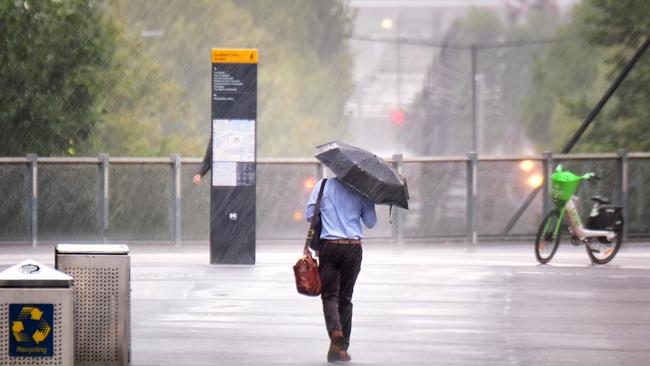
[[11, 306, 51, 344]]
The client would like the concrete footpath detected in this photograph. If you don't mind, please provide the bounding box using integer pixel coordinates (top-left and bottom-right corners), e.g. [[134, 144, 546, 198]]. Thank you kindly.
[[2, 240, 650, 365]]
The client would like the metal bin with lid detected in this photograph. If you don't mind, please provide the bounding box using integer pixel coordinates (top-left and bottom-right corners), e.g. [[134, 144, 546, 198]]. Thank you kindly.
[[0, 259, 74, 366], [55, 244, 130, 366]]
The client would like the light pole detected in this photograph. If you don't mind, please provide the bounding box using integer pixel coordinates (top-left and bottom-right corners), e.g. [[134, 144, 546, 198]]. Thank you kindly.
[[470, 44, 477, 153]]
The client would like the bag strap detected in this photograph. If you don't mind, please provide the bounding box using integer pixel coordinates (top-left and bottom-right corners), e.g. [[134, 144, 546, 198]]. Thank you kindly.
[[304, 178, 327, 252]]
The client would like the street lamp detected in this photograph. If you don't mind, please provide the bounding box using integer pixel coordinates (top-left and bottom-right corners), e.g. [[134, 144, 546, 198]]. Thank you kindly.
[[527, 174, 544, 188], [519, 160, 534, 172], [303, 177, 316, 190]]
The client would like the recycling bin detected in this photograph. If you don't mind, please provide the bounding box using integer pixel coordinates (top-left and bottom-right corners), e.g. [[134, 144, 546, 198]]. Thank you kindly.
[[55, 244, 130, 366], [0, 259, 74, 366]]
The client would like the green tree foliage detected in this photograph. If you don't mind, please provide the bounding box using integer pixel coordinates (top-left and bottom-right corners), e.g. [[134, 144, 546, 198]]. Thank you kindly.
[[242, 0, 354, 157], [522, 20, 602, 150], [2, 0, 354, 157], [80, 17, 201, 156], [112, 0, 354, 157], [0, 0, 116, 156], [524, 0, 650, 152]]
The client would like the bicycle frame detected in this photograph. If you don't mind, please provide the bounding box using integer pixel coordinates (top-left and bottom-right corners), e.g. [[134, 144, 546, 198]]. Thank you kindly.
[[558, 197, 616, 242], [548, 165, 617, 243]]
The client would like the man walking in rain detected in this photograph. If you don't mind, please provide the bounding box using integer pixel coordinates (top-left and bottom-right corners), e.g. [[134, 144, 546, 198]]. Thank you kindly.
[[305, 177, 377, 362]]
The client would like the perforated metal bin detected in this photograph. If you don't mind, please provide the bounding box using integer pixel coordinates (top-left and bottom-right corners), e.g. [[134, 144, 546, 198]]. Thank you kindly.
[[0, 259, 74, 366], [55, 244, 130, 366]]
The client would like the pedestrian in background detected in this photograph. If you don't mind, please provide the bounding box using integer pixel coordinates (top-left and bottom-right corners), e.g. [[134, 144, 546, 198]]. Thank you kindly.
[[193, 137, 212, 185], [305, 177, 377, 362]]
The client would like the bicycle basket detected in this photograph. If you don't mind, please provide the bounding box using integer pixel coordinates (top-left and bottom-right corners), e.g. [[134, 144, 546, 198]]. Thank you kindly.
[[551, 170, 582, 202]]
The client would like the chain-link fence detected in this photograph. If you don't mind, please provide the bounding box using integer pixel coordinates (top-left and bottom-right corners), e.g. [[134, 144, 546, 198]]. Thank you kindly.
[[1, 151, 648, 245]]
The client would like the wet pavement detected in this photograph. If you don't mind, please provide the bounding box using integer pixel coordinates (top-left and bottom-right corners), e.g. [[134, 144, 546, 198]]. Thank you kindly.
[[2, 240, 650, 365]]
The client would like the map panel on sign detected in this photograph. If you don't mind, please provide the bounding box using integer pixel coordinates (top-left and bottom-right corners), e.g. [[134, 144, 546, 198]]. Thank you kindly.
[[212, 119, 255, 162]]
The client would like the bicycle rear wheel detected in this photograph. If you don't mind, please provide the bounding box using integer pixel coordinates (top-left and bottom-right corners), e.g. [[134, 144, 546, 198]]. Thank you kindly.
[[535, 210, 562, 264], [585, 219, 624, 265]]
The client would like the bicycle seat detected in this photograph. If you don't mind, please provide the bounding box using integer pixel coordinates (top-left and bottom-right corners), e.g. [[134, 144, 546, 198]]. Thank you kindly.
[[591, 195, 610, 204]]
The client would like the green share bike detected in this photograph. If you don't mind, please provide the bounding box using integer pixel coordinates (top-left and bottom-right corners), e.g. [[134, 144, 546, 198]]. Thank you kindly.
[[535, 165, 624, 264]]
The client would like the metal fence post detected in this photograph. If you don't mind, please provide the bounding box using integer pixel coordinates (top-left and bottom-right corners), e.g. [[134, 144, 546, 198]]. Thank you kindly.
[[542, 151, 553, 214], [392, 154, 403, 243], [617, 149, 628, 239], [466, 152, 478, 245], [27, 154, 38, 247], [99, 154, 109, 242], [171, 154, 182, 246]]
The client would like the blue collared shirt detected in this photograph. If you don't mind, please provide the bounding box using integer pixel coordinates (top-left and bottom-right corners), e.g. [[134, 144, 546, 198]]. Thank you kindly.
[[306, 178, 377, 239]]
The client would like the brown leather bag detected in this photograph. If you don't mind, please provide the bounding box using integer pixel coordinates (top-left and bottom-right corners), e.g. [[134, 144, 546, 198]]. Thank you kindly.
[[293, 254, 321, 296], [294, 179, 327, 296]]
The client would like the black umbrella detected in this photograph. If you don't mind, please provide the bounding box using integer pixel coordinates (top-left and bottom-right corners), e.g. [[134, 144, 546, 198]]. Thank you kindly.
[[315, 141, 409, 209]]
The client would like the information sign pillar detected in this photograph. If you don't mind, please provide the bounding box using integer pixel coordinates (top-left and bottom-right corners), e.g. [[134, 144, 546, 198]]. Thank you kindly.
[[210, 49, 258, 264]]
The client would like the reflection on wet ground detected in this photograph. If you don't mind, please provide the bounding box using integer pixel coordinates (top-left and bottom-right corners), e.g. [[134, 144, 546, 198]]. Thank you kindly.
[[2, 241, 650, 365]]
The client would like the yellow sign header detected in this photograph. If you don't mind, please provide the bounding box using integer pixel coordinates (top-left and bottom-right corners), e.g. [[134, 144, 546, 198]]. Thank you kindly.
[[212, 49, 258, 64]]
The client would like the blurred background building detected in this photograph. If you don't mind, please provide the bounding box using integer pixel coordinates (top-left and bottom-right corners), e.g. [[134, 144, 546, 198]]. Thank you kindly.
[[346, 0, 580, 156]]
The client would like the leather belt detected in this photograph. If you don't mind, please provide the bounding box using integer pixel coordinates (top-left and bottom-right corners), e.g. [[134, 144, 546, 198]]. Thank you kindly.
[[325, 239, 361, 245]]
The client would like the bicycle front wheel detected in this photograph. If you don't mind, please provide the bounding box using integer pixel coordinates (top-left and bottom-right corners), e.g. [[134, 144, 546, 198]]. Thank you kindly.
[[585, 218, 624, 265], [535, 210, 562, 264]]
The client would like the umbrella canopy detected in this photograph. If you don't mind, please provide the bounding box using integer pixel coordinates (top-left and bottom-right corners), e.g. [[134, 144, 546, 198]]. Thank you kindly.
[[315, 141, 409, 209]]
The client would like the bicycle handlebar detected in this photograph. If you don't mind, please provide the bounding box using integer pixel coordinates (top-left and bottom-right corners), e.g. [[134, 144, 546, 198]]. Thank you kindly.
[[581, 173, 601, 181]]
